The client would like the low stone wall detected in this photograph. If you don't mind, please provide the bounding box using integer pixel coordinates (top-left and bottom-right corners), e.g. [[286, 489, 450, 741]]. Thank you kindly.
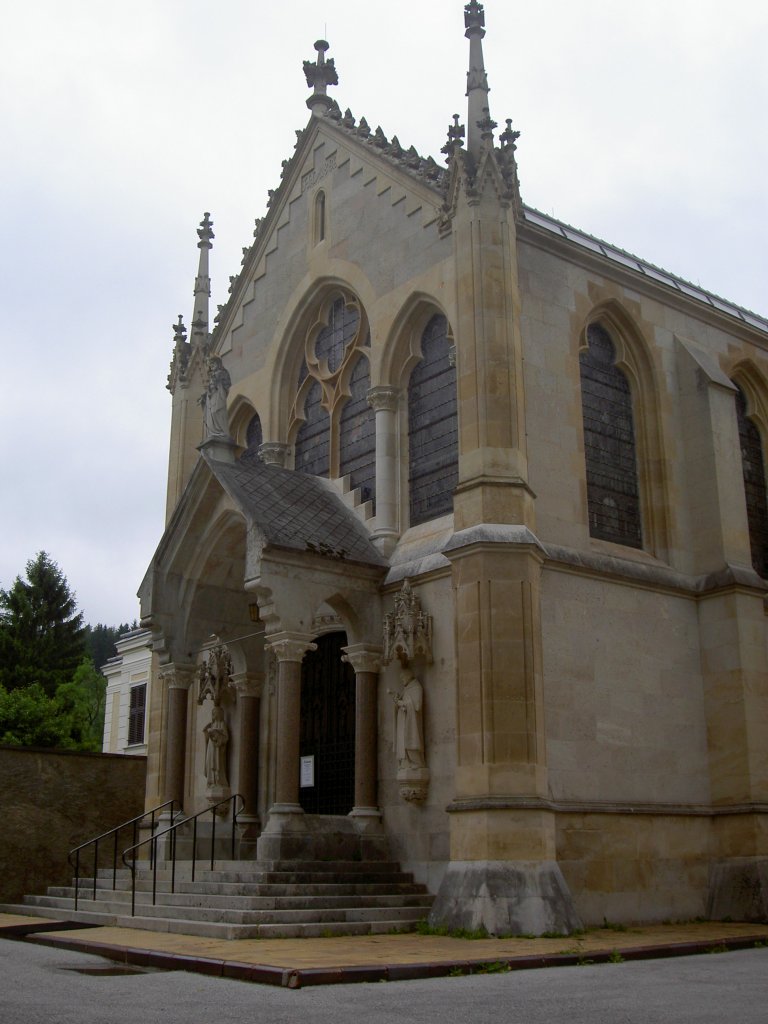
[[0, 745, 146, 904]]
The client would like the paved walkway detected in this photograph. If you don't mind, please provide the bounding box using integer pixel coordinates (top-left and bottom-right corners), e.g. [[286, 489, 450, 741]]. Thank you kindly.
[[1, 913, 767, 987]]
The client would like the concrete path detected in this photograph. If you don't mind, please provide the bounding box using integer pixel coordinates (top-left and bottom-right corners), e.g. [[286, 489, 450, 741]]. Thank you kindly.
[[1, 913, 767, 987]]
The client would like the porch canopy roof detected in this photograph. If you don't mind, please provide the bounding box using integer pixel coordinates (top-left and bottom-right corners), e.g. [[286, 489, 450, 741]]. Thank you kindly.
[[206, 455, 385, 567]]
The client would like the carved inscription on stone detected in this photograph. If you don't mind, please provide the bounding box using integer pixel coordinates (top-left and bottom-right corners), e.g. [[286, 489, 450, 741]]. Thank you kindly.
[[301, 153, 337, 192]]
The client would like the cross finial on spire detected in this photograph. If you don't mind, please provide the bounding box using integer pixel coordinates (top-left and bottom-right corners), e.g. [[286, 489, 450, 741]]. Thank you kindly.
[[500, 118, 521, 151], [464, 1, 485, 31], [441, 114, 466, 159], [197, 212, 214, 249], [173, 314, 187, 345], [304, 39, 339, 115]]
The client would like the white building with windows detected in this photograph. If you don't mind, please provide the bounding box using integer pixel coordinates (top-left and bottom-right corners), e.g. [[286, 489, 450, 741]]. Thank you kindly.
[[101, 629, 152, 756]]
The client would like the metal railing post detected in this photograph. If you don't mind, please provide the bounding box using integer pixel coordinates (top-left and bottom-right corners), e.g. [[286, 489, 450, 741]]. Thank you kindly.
[[210, 809, 216, 872], [74, 849, 80, 911], [112, 830, 118, 891]]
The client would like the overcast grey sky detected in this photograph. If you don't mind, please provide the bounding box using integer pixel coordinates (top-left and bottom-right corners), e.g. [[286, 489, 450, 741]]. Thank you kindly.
[[2, 0, 766, 627]]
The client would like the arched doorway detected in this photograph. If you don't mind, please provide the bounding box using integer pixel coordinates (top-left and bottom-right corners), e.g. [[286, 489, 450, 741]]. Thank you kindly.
[[299, 631, 355, 814]]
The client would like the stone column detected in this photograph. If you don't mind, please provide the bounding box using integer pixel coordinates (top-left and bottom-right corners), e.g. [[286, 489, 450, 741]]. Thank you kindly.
[[259, 442, 290, 467], [367, 386, 400, 555], [159, 664, 195, 812], [269, 634, 316, 810], [341, 644, 383, 817], [256, 633, 317, 861], [231, 672, 263, 829]]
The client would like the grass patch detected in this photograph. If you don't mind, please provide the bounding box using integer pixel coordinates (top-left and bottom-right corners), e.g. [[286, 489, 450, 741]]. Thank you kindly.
[[707, 944, 729, 954], [602, 918, 628, 933], [473, 961, 511, 974], [608, 950, 625, 964]]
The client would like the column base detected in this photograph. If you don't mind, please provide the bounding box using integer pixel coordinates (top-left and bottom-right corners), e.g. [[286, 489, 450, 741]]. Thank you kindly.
[[430, 860, 582, 937], [707, 857, 768, 922], [257, 811, 390, 862]]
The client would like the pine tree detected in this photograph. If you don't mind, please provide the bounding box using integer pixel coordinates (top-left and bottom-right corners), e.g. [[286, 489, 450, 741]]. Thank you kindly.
[[84, 622, 133, 670], [0, 552, 86, 697]]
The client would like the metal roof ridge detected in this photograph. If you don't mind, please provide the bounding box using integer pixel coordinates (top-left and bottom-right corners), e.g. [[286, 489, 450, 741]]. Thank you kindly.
[[522, 204, 768, 333]]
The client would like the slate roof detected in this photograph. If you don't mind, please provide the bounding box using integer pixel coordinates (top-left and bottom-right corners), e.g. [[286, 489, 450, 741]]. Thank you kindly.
[[522, 206, 768, 334], [205, 455, 386, 569]]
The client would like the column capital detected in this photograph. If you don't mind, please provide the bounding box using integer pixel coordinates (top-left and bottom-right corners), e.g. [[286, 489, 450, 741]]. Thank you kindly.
[[159, 663, 196, 690], [259, 442, 290, 467], [266, 631, 317, 663], [342, 643, 383, 675], [367, 385, 400, 413], [231, 671, 264, 699]]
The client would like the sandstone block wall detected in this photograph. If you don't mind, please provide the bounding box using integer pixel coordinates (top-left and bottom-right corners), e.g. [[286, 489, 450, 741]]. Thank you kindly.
[[0, 746, 147, 903]]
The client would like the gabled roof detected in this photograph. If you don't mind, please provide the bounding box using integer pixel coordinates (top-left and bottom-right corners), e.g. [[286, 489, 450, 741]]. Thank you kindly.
[[205, 454, 386, 569]]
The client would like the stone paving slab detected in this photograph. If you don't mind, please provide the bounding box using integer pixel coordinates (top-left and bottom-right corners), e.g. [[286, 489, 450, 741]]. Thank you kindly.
[[2, 913, 767, 988]]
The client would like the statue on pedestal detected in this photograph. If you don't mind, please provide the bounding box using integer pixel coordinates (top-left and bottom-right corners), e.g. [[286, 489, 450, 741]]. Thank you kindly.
[[200, 356, 232, 439]]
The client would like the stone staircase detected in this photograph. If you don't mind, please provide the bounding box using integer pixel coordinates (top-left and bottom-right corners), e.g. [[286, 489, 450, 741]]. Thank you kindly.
[[2, 860, 434, 939]]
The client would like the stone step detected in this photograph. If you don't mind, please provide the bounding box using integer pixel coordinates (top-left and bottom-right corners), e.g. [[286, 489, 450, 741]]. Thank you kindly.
[[91, 865, 417, 887], [26, 893, 429, 927], [12, 854, 434, 940], [0, 902, 119, 927], [1, 902, 422, 941], [118, 916, 415, 940], [98, 859, 406, 879], [201, 870, 417, 885], [66, 877, 428, 898], [47, 887, 432, 912]]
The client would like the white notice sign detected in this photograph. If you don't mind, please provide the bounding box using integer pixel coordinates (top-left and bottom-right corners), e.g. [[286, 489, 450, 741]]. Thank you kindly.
[[300, 755, 315, 788]]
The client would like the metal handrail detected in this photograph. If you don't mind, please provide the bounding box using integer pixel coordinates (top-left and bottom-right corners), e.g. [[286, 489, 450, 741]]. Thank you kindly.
[[121, 794, 244, 916], [68, 799, 178, 911]]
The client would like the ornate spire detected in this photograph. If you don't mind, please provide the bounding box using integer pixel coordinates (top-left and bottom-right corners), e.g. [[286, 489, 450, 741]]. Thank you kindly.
[[441, 113, 466, 160], [464, 1, 491, 159], [304, 39, 338, 115], [167, 314, 190, 394], [192, 212, 213, 351]]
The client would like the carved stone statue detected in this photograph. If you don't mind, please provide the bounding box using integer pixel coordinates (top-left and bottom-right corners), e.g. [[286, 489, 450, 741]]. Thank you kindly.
[[200, 356, 232, 439], [391, 666, 425, 770], [203, 704, 230, 793]]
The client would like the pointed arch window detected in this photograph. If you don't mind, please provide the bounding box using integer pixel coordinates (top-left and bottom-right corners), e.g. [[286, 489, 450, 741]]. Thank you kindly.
[[735, 384, 768, 577], [579, 323, 642, 548], [407, 314, 458, 526], [289, 292, 374, 508], [294, 377, 330, 477], [339, 355, 376, 507], [314, 190, 326, 244], [239, 412, 263, 464]]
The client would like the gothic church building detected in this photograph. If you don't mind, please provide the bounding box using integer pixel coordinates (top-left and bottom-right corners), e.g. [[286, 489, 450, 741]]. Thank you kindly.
[[136, 3, 768, 932]]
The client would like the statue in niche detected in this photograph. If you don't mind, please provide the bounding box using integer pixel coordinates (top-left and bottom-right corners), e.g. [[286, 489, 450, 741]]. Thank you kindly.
[[203, 704, 230, 792], [390, 665, 425, 770], [200, 355, 232, 439]]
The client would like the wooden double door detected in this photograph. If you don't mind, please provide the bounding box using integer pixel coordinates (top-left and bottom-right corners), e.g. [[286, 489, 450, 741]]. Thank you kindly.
[[299, 631, 355, 815]]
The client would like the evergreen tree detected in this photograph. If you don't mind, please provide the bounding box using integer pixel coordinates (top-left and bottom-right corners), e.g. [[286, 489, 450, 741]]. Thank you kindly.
[[84, 622, 133, 670], [0, 552, 86, 697]]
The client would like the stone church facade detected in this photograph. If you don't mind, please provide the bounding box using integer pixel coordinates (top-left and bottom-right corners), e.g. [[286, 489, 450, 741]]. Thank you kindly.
[[135, 3, 768, 933]]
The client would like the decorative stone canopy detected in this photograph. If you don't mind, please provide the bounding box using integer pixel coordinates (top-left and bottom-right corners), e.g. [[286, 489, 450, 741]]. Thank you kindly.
[[197, 643, 233, 707], [382, 578, 433, 666]]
